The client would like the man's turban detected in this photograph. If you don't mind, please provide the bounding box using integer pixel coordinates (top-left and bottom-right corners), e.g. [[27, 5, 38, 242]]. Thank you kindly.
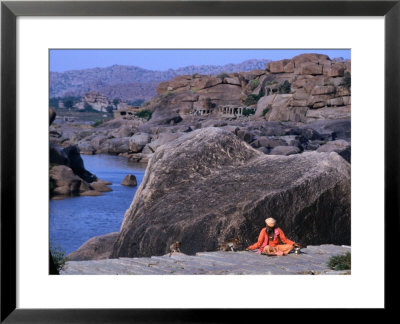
[[265, 218, 276, 227]]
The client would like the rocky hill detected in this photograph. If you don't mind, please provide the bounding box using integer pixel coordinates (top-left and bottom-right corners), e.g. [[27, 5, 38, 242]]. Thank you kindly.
[[50, 59, 271, 101]]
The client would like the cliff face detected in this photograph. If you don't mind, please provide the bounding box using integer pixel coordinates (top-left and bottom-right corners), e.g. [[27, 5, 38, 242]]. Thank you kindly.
[[110, 128, 351, 258], [148, 54, 351, 123]]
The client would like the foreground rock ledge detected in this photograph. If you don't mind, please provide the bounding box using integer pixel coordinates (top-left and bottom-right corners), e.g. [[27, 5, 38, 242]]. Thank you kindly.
[[111, 127, 350, 258], [61, 245, 351, 275]]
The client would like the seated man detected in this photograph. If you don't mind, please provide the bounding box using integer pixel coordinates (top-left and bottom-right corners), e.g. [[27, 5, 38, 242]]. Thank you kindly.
[[247, 217, 300, 256]]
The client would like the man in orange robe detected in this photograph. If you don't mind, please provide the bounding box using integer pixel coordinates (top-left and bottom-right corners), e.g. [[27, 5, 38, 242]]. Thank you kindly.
[[247, 217, 300, 256]]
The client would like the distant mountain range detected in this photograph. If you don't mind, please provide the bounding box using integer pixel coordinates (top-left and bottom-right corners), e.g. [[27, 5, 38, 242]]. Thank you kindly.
[[49, 59, 271, 102]]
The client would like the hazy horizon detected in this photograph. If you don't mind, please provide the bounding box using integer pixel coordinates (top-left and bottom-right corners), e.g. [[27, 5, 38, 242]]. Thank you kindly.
[[50, 49, 351, 73]]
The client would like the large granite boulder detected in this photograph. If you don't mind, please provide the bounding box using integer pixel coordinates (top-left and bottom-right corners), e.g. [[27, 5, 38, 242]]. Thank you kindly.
[[292, 53, 330, 67], [111, 127, 350, 258], [129, 133, 151, 153], [121, 174, 137, 186], [251, 137, 287, 149], [317, 139, 351, 162], [97, 137, 130, 155], [49, 165, 85, 197], [147, 132, 183, 152], [67, 232, 119, 261], [269, 145, 301, 156]]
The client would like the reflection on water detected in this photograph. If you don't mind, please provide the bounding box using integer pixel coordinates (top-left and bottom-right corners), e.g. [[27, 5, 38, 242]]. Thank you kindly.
[[49, 154, 147, 254]]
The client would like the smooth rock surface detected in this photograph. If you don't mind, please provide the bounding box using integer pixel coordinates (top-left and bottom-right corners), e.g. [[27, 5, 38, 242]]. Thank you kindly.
[[67, 232, 120, 261], [121, 174, 138, 187]]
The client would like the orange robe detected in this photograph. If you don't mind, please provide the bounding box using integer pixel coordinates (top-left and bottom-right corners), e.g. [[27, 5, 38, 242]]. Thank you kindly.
[[248, 227, 295, 255]]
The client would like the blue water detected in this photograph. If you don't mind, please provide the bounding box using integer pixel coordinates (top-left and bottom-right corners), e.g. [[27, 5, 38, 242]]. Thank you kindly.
[[49, 155, 147, 254]]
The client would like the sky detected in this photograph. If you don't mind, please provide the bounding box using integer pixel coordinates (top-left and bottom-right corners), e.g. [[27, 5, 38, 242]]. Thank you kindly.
[[50, 49, 351, 72]]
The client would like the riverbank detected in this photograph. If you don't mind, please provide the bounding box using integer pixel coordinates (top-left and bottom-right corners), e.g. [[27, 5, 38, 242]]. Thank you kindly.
[[60, 244, 351, 275]]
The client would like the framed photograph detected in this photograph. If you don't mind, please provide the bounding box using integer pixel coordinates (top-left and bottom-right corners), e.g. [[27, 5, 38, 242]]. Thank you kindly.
[[1, 0, 398, 321]]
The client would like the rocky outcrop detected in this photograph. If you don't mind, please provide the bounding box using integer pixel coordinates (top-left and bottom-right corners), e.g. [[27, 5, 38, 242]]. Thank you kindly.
[[148, 54, 350, 124], [49, 164, 111, 199], [110, 128, 351, 258], [50, 165, 84, 197], [67, 232, 119, 261], [49, 109, 112, 199], [129, 133, 151, 153]]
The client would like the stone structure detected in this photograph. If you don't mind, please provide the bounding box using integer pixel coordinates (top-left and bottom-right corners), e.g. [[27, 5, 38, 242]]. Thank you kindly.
[[218, 105, 254, 117], [192, 107, 215, 116], [113, 107, 141, 119]]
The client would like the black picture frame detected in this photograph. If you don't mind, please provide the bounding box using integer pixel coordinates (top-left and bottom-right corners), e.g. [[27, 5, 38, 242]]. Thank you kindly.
[[1, 0, 398, 321]]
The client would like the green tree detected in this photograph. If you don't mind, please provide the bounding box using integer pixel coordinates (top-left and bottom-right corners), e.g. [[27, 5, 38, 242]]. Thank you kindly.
[[135, 109, 152, 121], [216, 72, 229, 79], [279, 80, 291, 94], [262, 108, 270, 117], [341, 72, 351, 88], [106, 106, 114, 114], [242, 108, 255, 116], [243, 93, 264, 106], [64, 100, 74, 109], [250, 79, 260, 90], [49, 97, 60, 108]]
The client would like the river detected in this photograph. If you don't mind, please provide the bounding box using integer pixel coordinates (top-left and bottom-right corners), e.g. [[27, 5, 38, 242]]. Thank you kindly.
[[49, 154, 147, 255]]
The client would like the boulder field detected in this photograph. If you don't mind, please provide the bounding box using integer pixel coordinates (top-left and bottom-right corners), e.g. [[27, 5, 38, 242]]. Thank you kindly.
[[107, 127, 350, 258]]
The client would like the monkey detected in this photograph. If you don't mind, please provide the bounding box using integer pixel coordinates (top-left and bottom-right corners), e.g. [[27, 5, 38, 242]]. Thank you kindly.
[[218, 238, 240, 252], [169, 241, 181, 257]]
